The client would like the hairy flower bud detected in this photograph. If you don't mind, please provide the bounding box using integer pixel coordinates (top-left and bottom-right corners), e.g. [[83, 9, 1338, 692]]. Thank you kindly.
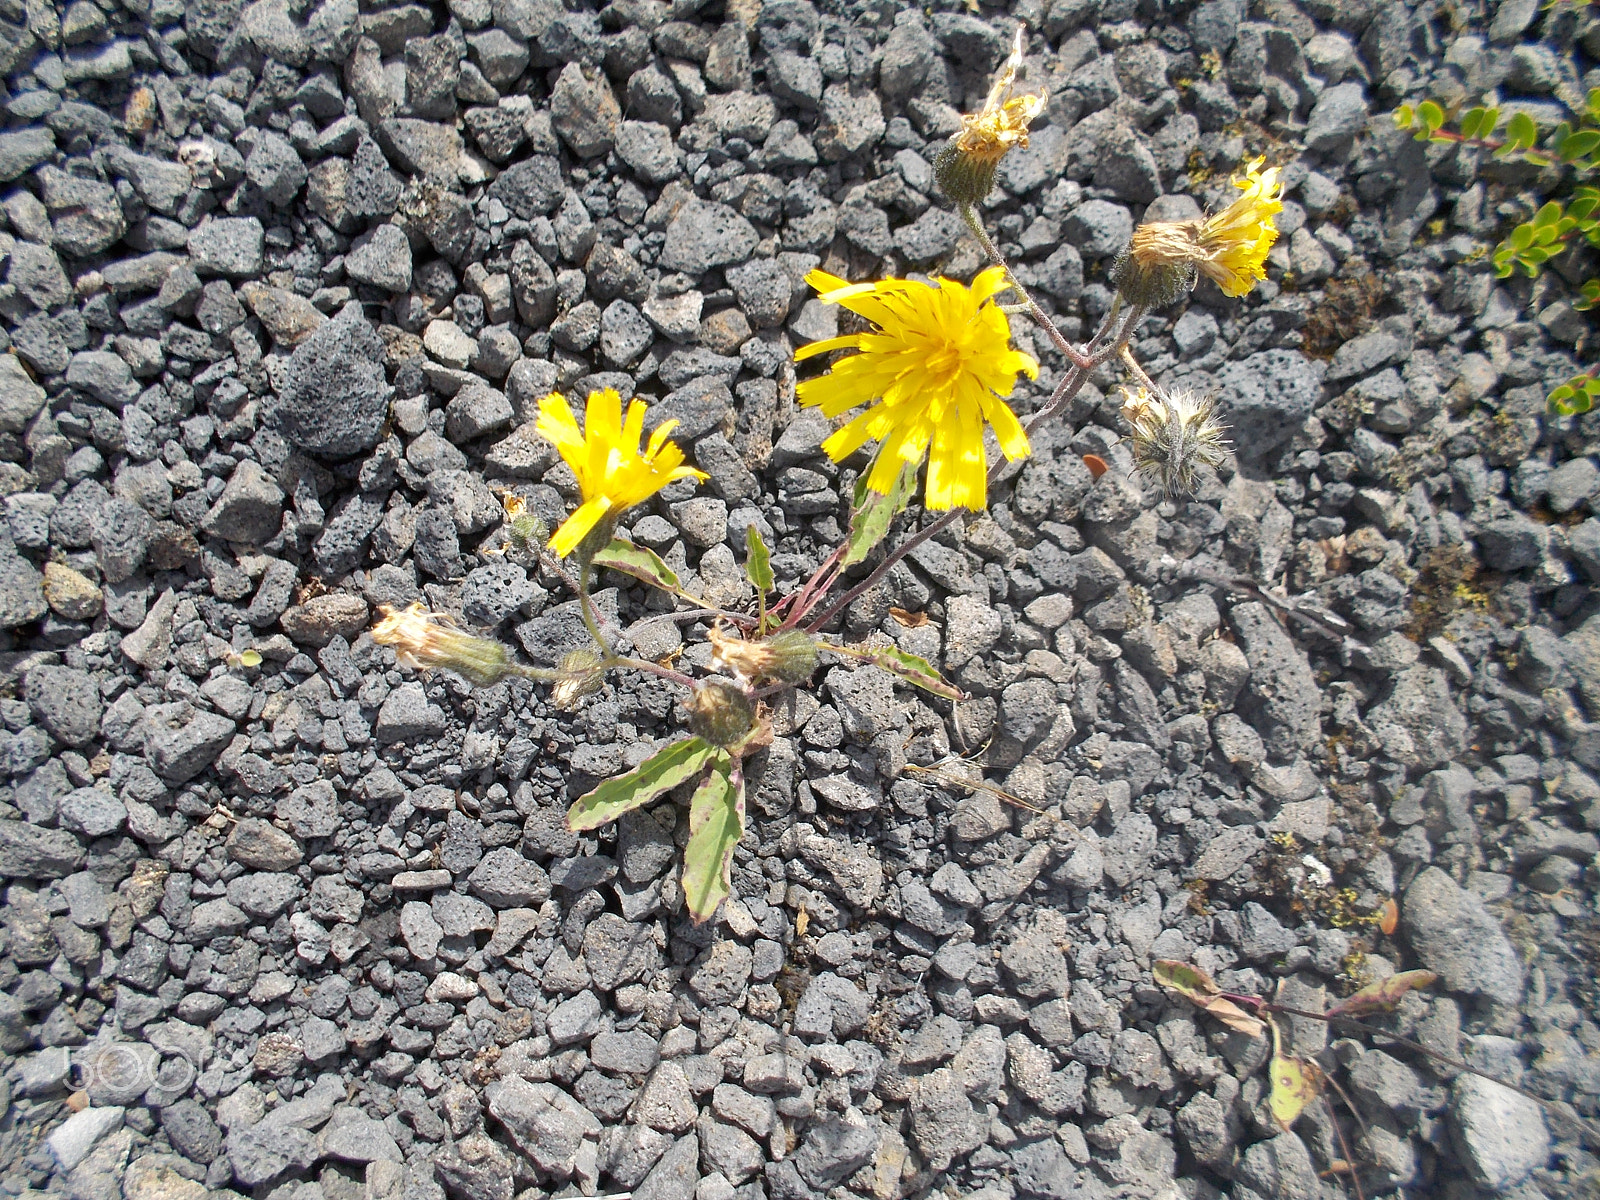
[[1113, 222, 1201, 309], [371, 603, 511, 687], [933, 28, 1045, 208], [685, 680, 756, 749]]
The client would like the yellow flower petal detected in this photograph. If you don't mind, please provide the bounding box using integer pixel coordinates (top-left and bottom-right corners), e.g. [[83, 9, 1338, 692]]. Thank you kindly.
[[1196, 157, 1284, 299], [549, 495, 613, 558]]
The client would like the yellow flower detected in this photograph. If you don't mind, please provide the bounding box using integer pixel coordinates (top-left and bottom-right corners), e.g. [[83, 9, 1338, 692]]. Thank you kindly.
[[536, 388, 707, 558], [1195, 156, 1285, 297], [935, 28, 1048, 206], [795, 266, 1038, 512], [1114, 157, 1284, 305]]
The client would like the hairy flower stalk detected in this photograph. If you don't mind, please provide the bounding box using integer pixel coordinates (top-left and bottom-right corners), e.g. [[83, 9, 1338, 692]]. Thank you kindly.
[[1121, 386, 1232, 497], [933, 28, 1047, 207], [795, 267, 1037, 511]]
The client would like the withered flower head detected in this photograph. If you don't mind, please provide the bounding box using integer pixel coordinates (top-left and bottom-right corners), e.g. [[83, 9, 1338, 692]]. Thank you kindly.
[[371, 603, 511, 687], [1113, 221, 1203, 309], [684, 679, 757, 749], [709, 626, 820, 685], [1113, 158, 1286, 307], [551, 647, 606, 711], [1121, 385, 1232, 498], [934, 28, 1047, 207]]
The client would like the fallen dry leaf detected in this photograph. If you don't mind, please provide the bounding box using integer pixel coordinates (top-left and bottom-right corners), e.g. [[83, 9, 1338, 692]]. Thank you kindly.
[[889, 607, 929, 628]]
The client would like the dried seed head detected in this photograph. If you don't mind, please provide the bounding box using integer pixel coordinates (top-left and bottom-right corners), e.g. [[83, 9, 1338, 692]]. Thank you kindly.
[[934, 28, 1046, 207], [708, 626, 819, 685], [1121, 386, 1232, 499], [371, 603, 511, 687]]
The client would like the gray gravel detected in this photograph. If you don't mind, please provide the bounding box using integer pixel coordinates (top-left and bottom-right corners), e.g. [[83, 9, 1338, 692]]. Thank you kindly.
[[0, 1, 1598, 1199]]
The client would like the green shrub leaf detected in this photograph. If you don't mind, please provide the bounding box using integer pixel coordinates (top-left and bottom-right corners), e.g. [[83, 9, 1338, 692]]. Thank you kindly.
[[1419, 100, 1445, 131], [568, 737, 722, 831], [681, 763, 744, 921]]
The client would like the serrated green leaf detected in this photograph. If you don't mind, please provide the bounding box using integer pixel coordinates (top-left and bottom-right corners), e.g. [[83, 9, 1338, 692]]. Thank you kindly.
[[568, 737, 721, 831], [744, 524, 773, 593], [1419, 100, 1445, 131], [837, 642, 963, 700], [681, 762, 744, 922], [841, 461, 917, 570], [593, 538, 681, 593]]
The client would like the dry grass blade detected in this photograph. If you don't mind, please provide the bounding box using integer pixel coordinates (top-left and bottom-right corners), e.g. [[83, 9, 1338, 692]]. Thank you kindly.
[[904, 761, 1045, 813]]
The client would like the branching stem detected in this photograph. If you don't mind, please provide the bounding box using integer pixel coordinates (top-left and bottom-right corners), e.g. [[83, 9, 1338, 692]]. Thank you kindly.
[[958, 202, 1096, 370]]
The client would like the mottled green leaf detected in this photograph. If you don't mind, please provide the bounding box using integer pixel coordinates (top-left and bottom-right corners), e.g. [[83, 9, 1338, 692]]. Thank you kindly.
[[838, 642, 962, 700], [744, 524, 773, 593], [842, 462, 917, 570], [1269, 1019, 1324, 1132], [681, 763, 744, 922], [568, 737, 719, 831], [593, 538, 681, 593], [1326, 969, 1438, 1018]]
